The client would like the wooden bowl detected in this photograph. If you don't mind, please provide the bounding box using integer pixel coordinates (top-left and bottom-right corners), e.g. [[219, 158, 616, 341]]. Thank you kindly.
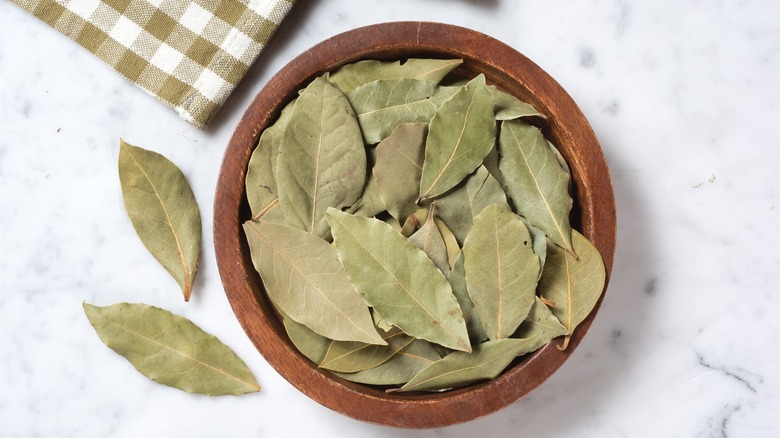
[[214, 22, 616, 428]]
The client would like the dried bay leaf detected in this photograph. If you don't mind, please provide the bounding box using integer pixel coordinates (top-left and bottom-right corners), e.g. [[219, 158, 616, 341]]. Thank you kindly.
[[333, 339, 441, 385], [372, 310, 395, 333], [434, 217, 460, 270], [246, 99, 295, 221], [283, 317, 330, 364], [513, 297, 567, 347], [429, 84, 463, 107], [276, 75, 366, 239], [499, 119, 574, 252], [118, 140, 201, 302], [488, 85, 545, 121], [374, 123, 427, 221], [409, 205, 450, 275], [399, 338, 543, 392], [419, 74, 496, 201], [326, 209, 471, 352], [319, 328, 414, 373], [522, 217, 548, 277], [435, 165, 510, 245], [463, 204, 540, 340], [448, 253, 488, 344], [329, 58, 462, 92], [406, 207, 460, 270], [83, 302, 259, 395], [347, 147, 386, 218], [483, 145, 504, 187], [243, 220, 385, 345], [346, 78, 438, 144], [539, 230, 606, 349]]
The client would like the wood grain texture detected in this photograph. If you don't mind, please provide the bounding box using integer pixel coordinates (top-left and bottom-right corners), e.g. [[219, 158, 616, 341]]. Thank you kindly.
[[214, 22, 616, 429]]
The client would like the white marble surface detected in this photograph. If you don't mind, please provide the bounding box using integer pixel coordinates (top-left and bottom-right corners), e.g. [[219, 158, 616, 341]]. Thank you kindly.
[[1, 0, 779, 436]]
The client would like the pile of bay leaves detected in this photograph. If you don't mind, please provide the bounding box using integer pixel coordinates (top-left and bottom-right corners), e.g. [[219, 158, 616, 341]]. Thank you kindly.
[[243, 58, 605, 392]]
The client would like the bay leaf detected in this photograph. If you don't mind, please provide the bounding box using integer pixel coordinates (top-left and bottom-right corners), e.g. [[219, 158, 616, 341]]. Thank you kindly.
[[374, 123, 427, 221], [328, 58, 462, 92], [243, 220, 385, 345], [419, 74, 496, 201], [383, 215, 403, 233], [448, 253, 488, 344], [118, 140, 201, 302], [483, 145, 504, 187], [522, 217, 548, 277], [276, 75, 366, 239], [488, 85, 545, 121], [282, 317, 331, 364], [400, 213, 419, 237], [333, 339, 441, 385], [433, 217, 460, 270], [346, 79, 438, 144], [539, 230, 606, 349], [83, 302, 259, 395], [246, 98, 295, 221], [498, 119, 574, 252], [347, 147, 386, 218], [429, 84, 463, 107], [435, 165, 510, 245], [398, 338, 543, 392], [372, 309, 395, 333], [513, 296, 567, 348], [319, 328, 414, 373], [409, 205, 450, 275], [326, 209, 471, 352], [463, 204, 540, 340], [407, 208, 460, 269]]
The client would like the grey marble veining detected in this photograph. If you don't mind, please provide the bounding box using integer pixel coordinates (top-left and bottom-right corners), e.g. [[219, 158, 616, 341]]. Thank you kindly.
[[2, 0, 780, 436]]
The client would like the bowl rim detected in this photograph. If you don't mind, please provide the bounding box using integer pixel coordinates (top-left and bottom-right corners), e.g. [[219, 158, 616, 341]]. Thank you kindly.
[[214, 21, 616, 428]]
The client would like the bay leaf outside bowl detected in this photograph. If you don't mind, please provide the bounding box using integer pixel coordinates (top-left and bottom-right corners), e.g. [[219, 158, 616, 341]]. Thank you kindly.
[[214, 21, 616, 428]]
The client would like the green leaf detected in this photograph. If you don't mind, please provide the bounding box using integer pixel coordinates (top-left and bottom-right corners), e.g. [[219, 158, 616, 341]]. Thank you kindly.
[[243, 220, 385, 345], [347, 147, 386, 218], [346, 79, 438, 144], [435, 165, 510, 245], [429, 84, 463, 107], [448, 253, 488, 344], [513, 297, 567, 348], [521, 217, 548, 278], [463, 204, 540, 340], [488, 85, 545, 121], [482, 145, 504, 187], [246, 98, 295, 221], [399, 338, 542, 392], [539, 230, 606, 349], [498, 119, 574, 252], [420, 74, 496, 200], [409, 205, 450, 275], [328, 58, 462, 92], [319, 328, 414, 373], [433, 217, 460, 271], [326, 209, 471, 352], [83, 302, 259, 395], [332, 339, 441, 385], [372, 309, 395, 333], [282, 317, 330, 364], [374, 123, 427, 221], [276, 75, 366, 239], [118, 140, 201, 302]]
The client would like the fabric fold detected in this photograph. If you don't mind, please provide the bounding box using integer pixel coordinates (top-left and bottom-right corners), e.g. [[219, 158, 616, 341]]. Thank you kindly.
[[11, 0, 295, 128]]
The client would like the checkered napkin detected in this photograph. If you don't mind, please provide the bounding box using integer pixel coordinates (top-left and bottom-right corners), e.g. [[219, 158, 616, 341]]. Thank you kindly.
[[11, 0, 294, 128]]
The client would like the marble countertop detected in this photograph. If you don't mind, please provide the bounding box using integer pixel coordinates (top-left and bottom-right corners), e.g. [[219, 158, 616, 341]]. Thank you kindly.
[[2, 0, 779, 436]]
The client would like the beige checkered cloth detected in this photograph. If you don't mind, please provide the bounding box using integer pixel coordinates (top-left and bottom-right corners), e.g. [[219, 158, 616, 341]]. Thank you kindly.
[[11, 0, 294, 128]]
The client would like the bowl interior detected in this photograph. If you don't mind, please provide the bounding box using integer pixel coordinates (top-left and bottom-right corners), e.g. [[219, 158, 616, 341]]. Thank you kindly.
[[215, 21, 616, 428]]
